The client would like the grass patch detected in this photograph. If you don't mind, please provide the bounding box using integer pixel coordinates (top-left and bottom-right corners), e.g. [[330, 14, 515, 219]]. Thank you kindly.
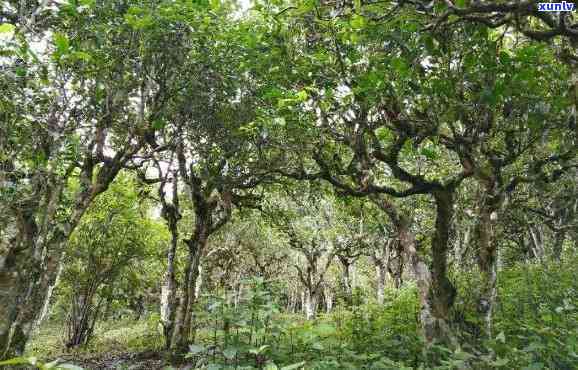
[[26, 316, 164, 363]]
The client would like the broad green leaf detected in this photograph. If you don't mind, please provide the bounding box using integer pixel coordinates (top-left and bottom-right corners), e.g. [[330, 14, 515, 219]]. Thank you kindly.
[[249, 345, 269, 355], [152, 120, 166, 130], [53, 33, 70, 55], [350, 14, 365, 29], [522, 363, 544, 370], [315, 323, 336, 336], [188, 343, 205, 355], [295, 90, 308, 102], [44, 359, 61, 369], [420, 147, 438, 160], [210, 0, 220, 10], [57, 364, 85, 370], [72, 51, 92, 62], [0, 357, 30, 365], [390, 57, 409, 77], [495, 331, 506, 343], [492, 357, 509, 367], [281, 362, 306, 370], [0, 23, 15, 34], [223, 347, 237, 360]]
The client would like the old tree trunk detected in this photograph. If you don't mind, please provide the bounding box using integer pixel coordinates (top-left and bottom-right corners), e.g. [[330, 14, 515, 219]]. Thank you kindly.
[[375, 193, 457, 345], [0, 167, 124, 359], [170, 214, 210, 351]]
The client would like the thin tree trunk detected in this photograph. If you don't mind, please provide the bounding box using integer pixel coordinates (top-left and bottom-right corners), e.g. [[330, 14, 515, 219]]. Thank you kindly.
[[339, 257, 353, 304], [376, 263, 387, 305], [528, 225, 545, 260], [372, 238, 394, 303], [36, 258, 64, 328], [158, 169, 181, 349], [160, 226, 179, 349], [195, 264, 203, 300], [324, 285, 334, 313], [304, 288, 317, 320], [171, 217, 208, 351], [234, 282, 243, 308], [475, 203, 498, 338], [552, 230, 566, 261]]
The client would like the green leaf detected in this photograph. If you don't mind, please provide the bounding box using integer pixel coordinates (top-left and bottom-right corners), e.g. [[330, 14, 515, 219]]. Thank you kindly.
[[0, 357, 30, 366], [522, 363, 544, 370], [495, 331, 506, 343], [71, 51, 92, 62], [273, 117, 286, 127], [44, 359, 61, 369], [210, 0, 220, 10], [15, 66, 26, 77], [420, 147, 437, 160], [249, 345, 269, 355], [492, 357, 509, 367], [265, 363, 279, 370], [281, 362, 306, 370], [315, 323, 336, 336], [350, 14, 365, 29], [0, 23, 15, 34], [423, 36, 438, 56], [524, 342, 544, 352], [152, 120, 166, 130], [390, 57, 409, 77], [223, 347, 237, 360], [481, 87, 498, 106], [57, 364, 85, 370], [188, 344, 205, 355], [295, 90, 308, 102], [53, 33, 70, 55]]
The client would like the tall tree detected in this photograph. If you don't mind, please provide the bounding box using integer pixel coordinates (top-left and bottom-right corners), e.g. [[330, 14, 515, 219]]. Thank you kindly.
[[0, 0, 187, 358]]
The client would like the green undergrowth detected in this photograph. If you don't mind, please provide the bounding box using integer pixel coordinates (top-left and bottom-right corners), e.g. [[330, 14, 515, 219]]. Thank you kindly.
[[26, 317, 163, 362], [18, 258, 578, 369]]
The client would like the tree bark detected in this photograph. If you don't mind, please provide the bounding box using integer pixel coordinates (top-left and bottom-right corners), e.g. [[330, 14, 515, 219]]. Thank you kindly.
[[374, 195, 455, 345], [157, 168, 182, 349], [376, 263, 387, 305], [552, 230, 566, 261], [0, 225, 68, 359], [372, 238, 395, 304], [528, 224, 545, 260], [474, 179, 503, 339], [171, 216, 209, 351], [339, 256, 353, 304], [160, 223, 179, 349], [428, 190, 457, 345], [0, 145, 135, 359], [324, 285, 334, 313], [36, 259, 64, 328], [304, 288, 318, 320]]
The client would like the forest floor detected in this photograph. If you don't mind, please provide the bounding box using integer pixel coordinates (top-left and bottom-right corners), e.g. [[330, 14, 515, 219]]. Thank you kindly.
[[23, 260, 578, 370], [27, 319, 170, 369]]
